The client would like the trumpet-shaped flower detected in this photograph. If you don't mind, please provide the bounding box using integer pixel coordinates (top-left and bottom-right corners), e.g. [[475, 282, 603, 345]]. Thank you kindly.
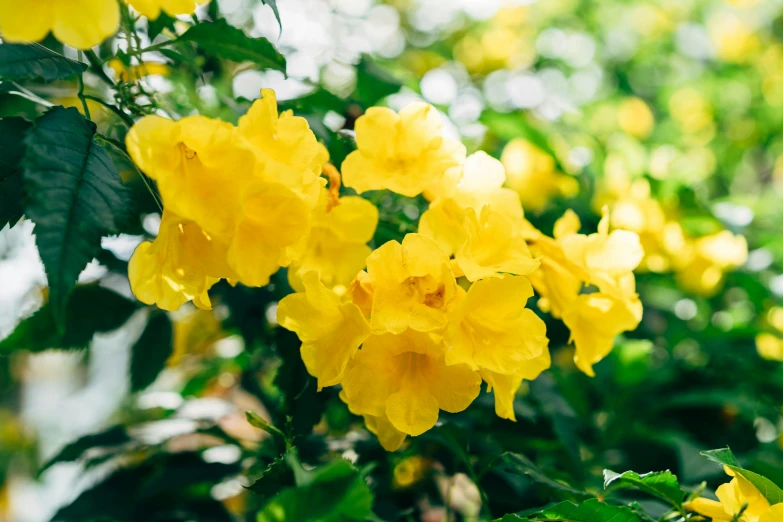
[[227, 181, 312, 287], [277, 272, 372, 389], [454, 207, 539, 282], [342, 102, 466, 197], [126, 115, 255, 241], [129, 211, 232, 311], [126, 0, 208, 19], [341, 329, 481, 436], [238, 89, 327, 209], [366, 234, 458, 335], [562, 293, 643, 376], [500, 138, 577, 213], [288, 190, 379, 294], [686, 467, 783, 522], [0, 0, 119, 49], [446, 276, 548, 376]]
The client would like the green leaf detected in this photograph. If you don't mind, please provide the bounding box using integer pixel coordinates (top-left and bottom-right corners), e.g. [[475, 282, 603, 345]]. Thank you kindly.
[[130, 312, 173, 392], [22, 106, 132, 328], [603, 470, 685, 510], [0, 116, 30, 229], [354, 59, 401, 106], [38, 425, 129, 475], [248, 457, 295, 498], [539, 499, 643, 521], [0, 43, 87, 81], [256, 458, 373, 522], [273, 329, 326, 438], [0, 285, 137, 354], [261, 0, 282, 33], [501, 453, 592, 499], [701, 447, 783, 504], [178, 19, 286, 73]]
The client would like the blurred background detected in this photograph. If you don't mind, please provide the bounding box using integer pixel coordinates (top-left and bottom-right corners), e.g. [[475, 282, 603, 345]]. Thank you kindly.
[[2, 0, 783, 520]]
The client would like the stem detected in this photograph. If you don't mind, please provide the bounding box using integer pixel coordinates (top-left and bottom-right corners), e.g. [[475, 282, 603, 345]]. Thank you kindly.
[[84, 50, 116, 87], [76, 71, 91, 120], [6, 82, 53, 108], [83, 94, 135, 127], [127, 40, 178, 57]]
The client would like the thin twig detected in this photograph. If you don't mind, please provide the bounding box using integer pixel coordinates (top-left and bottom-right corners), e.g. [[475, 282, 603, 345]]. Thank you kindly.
[[83, 94, 135, 127], [6, 82, 53, 107]]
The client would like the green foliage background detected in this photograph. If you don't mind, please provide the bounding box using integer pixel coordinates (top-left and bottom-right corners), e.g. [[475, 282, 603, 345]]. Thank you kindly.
[[1, 0, 783, 521]]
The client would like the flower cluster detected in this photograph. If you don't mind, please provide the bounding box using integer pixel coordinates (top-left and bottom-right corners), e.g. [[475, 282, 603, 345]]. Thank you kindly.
[[686, 466, 783, 522], [0, 0, 206, 50], [278, 101, 646, 450], [126, 89, 369, 311], [597, 174, 747, 296]]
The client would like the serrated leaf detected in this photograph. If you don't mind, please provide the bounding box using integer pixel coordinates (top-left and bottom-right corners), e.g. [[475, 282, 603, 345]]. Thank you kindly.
[[701, 447, 783, 504], [130, 312, 173, 392], [178, 19, 286, 73], [603, 470, 685, 510], [0, 116, 30, 228], [0, 285, 137, 354], [257, 458, 373, 522], [39, 425, 129, 475], [541, 499, 642, 522], [22, 106, 132, 328], [248, 457, 295, 498], [0, 43, 86, 81]]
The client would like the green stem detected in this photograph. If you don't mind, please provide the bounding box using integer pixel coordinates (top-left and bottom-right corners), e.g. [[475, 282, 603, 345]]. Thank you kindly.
[[83, 94, 135, 127], [76, 71, 91, 120], [84, 50, 116, 87], [127, 40, 177, 57]]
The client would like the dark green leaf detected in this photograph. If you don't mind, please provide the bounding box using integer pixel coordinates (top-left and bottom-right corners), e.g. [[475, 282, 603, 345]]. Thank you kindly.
[[130, 312, 173, 392], [273, 329, 326, 438], [603, 470, 685, 510], [701, 447, 783, 504], [248, 457, 295, 498], [257, 458, 373, 522], [0, 285, 137, 353], [178, 19, 286, 73], [147, 12, 177, 41], [0, 43, 86, 81], [39, 425, 129, 475], [22, 106, 132, 328], [539, 499, 642, 521], [501, 453, 592, 499], [0, 116, 30, 228]]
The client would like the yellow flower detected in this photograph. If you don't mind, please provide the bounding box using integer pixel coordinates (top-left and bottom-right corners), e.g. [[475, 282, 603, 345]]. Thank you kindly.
[[341, 329, 481, 436], [446, 276, 548, 376], [277, 272, 372, 389], [756, 333, 783, 362], [366, 234, 458, 335], [479, 356, 549, 421], [126, 0, 209, 19], [454, 206, 539, 282], [108, 59, 170, 82], [420, 152, 524, 257], [675, 231, 747, 297], [500, 138, 577, 213], [363, 413, 407, 452], [686, 467, 782, 522], [342, 102, 466, 197], [126, 114, 255, 241], [559, 208, 644, 300], [227, 181, 312, 287], [562, 293, 643, 377], [129, 211, 233, 311], [617, 97, 654, 139], [288, 189, 379, 295], [237, 89, 327, 209], [0, 0, 119, 49]]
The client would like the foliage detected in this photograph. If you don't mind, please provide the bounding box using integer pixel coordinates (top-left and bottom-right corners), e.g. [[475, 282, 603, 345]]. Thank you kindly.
[[0, 0, 782, 521]]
